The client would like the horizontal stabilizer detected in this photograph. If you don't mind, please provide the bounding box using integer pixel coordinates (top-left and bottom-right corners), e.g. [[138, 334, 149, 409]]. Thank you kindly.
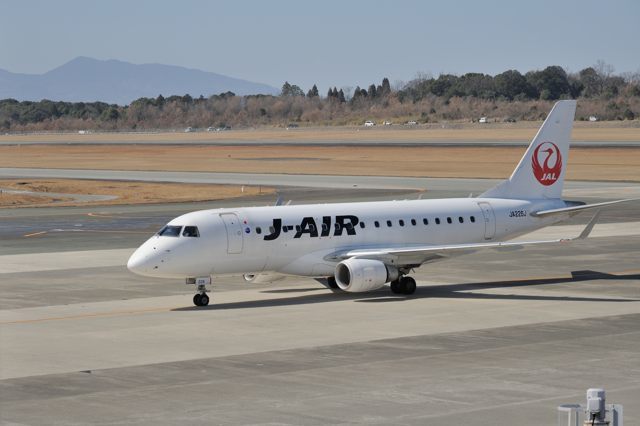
[[531, 198, 637, 217]]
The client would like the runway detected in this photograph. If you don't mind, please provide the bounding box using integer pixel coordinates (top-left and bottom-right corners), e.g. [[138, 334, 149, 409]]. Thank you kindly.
[[1, 177, 639, 425], [2, 137, 639, 147]]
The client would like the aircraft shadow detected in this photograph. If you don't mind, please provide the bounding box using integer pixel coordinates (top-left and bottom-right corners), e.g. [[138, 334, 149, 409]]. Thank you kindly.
[[172, 270, 639, 312]]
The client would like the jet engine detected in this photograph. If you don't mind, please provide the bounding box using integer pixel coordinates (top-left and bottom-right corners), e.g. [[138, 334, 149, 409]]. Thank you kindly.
[[334, 258, 398, 292], [243, 273, 285, 284]]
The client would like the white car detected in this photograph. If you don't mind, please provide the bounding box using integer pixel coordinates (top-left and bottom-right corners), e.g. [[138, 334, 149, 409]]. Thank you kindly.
[[364, 120, 375, 127], [479, 117, 488, 124], [184, 127, 194, 133]]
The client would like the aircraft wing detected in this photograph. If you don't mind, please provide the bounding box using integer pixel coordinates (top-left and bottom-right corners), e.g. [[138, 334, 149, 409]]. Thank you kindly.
[[326, 212, 601, 267]]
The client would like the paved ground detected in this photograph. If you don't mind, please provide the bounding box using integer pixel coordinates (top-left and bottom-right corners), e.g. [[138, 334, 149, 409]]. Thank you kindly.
[[1, 179, 639, 425], [1, 138, 639, 147]]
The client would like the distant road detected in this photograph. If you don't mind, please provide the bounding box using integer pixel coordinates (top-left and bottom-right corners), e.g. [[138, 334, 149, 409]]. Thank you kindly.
[[0, 139, 638, 147], [1, 124, 639, 146]]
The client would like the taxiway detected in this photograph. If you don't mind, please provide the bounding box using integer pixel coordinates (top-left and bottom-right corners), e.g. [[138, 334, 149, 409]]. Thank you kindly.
[[1, 176, 639, 425]]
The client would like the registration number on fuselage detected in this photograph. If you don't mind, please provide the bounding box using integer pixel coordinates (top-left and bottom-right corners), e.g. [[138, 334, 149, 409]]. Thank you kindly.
[[508, 210, 527, 218]]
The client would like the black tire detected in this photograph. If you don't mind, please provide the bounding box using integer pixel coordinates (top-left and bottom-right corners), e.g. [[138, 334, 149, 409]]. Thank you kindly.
[[390, 280, 402, 294], [402, 277, 417, 295], [327, 276, 339, 289], [200, 293, 210, 306], [193, 294, 202, 306]]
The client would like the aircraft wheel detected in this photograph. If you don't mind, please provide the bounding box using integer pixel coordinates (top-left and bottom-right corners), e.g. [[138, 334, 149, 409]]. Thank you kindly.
[[327, 276, 339, 289], [193, 294, 203, 306], [390, 280, 402, 294], [402, 277, 416, 295], [199, 293, 210, 306]]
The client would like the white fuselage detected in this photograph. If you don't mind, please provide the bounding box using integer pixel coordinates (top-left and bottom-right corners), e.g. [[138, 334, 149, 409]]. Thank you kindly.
[[127, 197, 567, 280]]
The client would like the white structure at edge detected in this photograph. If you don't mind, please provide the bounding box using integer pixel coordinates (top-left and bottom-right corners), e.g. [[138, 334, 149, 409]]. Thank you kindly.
[[557, 388, 623, 426]]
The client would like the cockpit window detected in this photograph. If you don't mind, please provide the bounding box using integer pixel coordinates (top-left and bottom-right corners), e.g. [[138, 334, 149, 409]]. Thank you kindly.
[[157, 225, 182, 237], [183, 226, 200, 237]]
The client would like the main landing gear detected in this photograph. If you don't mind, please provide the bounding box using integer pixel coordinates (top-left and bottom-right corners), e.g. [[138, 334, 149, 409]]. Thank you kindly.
[[390, 276, 416, 295]]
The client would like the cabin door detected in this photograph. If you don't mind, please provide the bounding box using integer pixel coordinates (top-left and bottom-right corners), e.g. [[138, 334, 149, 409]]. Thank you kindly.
[[220, 213, 244, 254], [477, 202, 496, 240]]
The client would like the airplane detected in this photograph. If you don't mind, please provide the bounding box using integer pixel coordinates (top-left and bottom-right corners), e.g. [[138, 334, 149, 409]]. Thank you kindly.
[[127, 100, 633, 306]]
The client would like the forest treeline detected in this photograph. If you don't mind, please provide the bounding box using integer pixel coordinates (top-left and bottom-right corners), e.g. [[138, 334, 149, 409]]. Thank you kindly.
[[2, 63, 639, 131]]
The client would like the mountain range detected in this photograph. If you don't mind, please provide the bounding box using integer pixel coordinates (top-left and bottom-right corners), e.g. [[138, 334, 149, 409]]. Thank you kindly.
[[0, 57, 280, 105]]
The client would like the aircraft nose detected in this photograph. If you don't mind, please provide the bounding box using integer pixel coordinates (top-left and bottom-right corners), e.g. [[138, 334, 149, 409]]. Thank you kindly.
[[127, 247, 153, 276], [127, 249, 144, 274]]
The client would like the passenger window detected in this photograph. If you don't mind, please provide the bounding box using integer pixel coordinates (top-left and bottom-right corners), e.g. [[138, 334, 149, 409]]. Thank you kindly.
[[158, 225, 182, 237], [359, 222, 366, 229], [256, 227, 262, 234], [295, 225, 301, 232], [269, 226, 275, 234], [435, 218, 441, 225], [283, 226, 288, 233], [322, 223, 329, 232], [411, 219, 416, 226], [399, 219, 405, 226], [470, 216, 476, 223], [423, 218, 428, 225], [374, 221, 380, 228], [459, 217, 464, 223], [182, 226, 200, 237], [447, 217, 452, 224], [386, 220, 392, 227]]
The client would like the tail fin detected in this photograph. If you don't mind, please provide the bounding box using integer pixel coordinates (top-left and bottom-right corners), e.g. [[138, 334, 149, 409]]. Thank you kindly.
[[480, 100, 577, 200]]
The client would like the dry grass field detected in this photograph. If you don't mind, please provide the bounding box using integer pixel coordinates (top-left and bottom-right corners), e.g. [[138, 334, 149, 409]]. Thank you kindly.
[[1, 126, 638, 207], [1, 145, 638, 182], [0, 179, 273, 208]]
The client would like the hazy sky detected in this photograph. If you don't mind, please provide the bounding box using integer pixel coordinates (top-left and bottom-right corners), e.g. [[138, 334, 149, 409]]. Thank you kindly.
[[2, 0, 638, 93]]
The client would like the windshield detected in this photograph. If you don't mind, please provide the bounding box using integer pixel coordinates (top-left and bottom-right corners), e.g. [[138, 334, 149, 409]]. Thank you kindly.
[[182, 226, 200, 237], [157, 225, 182, 237]]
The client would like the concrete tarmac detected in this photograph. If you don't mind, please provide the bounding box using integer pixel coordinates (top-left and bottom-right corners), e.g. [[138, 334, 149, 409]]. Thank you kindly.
[[1, 183, 639, 425], [2, 137, 640, 147]]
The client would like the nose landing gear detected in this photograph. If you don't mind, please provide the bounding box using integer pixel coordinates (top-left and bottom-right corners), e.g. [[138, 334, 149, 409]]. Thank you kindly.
[[193, 288, 210, 306], [187, 277, 212, 306]]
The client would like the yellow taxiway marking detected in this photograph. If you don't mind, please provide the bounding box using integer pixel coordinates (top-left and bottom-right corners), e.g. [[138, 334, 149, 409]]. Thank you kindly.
[[0, 306, 174, 325], [23, 231, 47, 238], [88, 212, 154, 219], [23, 229, 148, 237], [87, 212, 114, 218]]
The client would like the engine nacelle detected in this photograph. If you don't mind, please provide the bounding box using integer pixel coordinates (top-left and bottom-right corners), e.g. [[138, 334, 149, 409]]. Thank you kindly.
[[334, 258, 398, 292], [243, 273, 285, 284]]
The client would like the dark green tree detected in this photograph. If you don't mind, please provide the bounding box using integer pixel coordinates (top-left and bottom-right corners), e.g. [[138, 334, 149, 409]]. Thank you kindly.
[[307, 84, 319, 98], [578, 67, 601, 97], [281, 81, 292, 97], [381, 77, 391, 95], [526, 66, 570, 100], [494, 70, 530, 99]]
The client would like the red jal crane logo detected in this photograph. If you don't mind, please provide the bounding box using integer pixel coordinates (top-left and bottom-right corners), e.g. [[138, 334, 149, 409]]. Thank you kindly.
[[532, 141, 562, 186]]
